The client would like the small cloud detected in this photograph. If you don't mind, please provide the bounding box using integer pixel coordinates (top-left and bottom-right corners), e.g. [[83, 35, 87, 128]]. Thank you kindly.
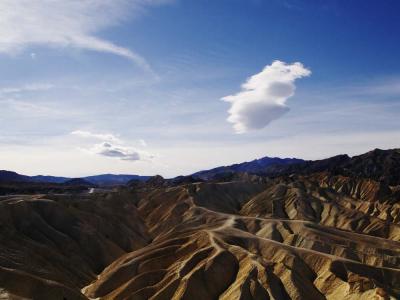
[[222, 60, 311, 133], [30, 52, 36, 59], [90, 142, 141, 161], [71, 130, 153, 162]]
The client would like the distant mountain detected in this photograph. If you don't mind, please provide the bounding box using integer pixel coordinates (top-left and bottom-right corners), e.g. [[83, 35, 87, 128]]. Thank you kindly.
[[190, 148, 400, 185], [192, 156, 304, 180], [4, 148, 399, 188], [0, 171, 150, 186], [0, 170, 31, 182], [31, 175, 70, 184], [63, 178, 97, 187], [262, 148, 400, 185], [84, 174, 150, 186], [259, 154, 351, 177]]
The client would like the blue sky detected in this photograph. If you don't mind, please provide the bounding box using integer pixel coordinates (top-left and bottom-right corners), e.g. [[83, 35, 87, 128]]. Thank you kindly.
[[1, 0, 400, 177]]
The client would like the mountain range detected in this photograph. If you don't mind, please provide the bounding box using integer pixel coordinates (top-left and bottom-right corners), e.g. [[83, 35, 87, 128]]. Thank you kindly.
[[0, 171, 150, 186], [192, 148, 400, 185], [2, 148, 400, 190], [192, 156, 304, 180], [0, 154, 336, 186], [0, 156, 305, 187]]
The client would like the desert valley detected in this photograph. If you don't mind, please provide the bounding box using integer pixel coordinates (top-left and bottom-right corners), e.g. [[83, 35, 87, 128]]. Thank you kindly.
[[0, 148, 399, 299]]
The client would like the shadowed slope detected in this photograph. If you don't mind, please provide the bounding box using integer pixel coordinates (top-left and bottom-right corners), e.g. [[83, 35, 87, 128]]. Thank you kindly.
[[0, 192, 150, 299]]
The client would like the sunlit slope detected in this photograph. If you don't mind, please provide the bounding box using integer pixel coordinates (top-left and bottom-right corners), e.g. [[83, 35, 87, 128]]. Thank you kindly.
[[85, 176, 400, 299]]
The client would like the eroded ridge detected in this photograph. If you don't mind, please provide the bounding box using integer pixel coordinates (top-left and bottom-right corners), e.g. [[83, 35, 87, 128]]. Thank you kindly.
[[1, 149, 400, 299], [84, 177, 400, 300]]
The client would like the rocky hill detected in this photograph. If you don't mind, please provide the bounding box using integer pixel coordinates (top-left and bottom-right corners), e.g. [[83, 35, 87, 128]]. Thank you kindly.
[[0, 148, 399, 299]]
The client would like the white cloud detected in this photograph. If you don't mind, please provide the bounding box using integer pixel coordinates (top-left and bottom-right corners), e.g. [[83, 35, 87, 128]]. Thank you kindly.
[[222, 60, 311, 133], [71, 130, 153, 162], [0, 0, 171, 71]]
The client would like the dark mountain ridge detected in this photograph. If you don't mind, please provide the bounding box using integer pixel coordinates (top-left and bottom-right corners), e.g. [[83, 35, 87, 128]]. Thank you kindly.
[[2, 148, 399, 190], [0, 172, 150, 186], [0, 170, 31, 182], [260, 148, 400, 185], [84, 174, 150, 186], [63, 178, 97, 187], [191, 148, 400, 186], [192, 156, 304, 180], [31, 175, 69, 183]]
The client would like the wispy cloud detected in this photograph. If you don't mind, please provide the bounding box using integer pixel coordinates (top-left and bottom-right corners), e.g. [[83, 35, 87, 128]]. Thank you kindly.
[[346, 78, 400, 97], [71, 130, 122, 143], [71, 130, 153, 162], [0, 98, 68, 118], [222, 60, 311, 133], [0, 0, 172, 71], [0, 83, 54, 95], [139, 139, 148, 147]]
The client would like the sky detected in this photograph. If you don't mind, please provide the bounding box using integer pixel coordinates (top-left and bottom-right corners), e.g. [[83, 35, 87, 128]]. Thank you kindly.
[[1, 0, 400, 177]]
